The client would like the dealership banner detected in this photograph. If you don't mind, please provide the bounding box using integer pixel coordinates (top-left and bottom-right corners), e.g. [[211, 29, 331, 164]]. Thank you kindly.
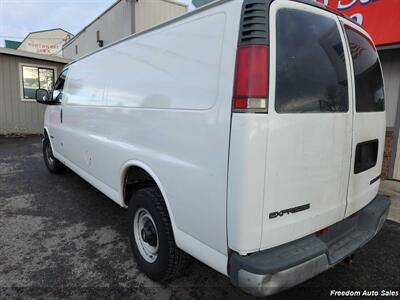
[[317, 0, 400, 47]]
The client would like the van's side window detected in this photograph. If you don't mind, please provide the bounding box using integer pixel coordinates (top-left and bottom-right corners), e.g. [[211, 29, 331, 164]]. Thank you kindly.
[[52, 69, 68, 102], [344, 26, 384, 112], [275, 9, 348, 113]]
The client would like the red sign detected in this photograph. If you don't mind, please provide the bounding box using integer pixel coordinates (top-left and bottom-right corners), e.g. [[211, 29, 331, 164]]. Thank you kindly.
[[317, 0, 400, 47]]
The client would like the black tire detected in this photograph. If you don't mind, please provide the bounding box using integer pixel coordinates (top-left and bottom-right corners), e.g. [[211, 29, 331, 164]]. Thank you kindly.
[[128, 186, 190, 282], [43, 136, 65, 174]]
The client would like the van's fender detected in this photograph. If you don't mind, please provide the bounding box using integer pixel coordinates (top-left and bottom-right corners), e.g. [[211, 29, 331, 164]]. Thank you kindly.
[[119, 160, 229, 275], [43, 126, 56, 154], [119, 160, 178, 232]]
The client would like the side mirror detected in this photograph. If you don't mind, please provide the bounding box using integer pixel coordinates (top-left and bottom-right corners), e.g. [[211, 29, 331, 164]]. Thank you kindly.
[[35, 89, 59, 105], [36, 89, 49, 104]]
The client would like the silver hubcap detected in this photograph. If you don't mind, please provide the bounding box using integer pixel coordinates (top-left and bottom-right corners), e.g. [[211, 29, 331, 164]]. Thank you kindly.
[[133, 208, 159, 263]]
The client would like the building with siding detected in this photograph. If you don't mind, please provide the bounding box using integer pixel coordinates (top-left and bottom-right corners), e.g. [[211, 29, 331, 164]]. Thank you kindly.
[[62, 0, 188, 60], [17, 28, 73, 57], [379, 48, 400, 180], [4, 29, 73, 57], [0, 48, 69, 135]]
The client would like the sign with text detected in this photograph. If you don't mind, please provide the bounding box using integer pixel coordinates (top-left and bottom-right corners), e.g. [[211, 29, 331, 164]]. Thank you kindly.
[[317, 0, 400, 46], [25, 41, 61, 55], [18, 29, 72, 57]]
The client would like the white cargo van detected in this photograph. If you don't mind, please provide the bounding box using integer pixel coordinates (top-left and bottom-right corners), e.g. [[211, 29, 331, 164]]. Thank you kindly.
[[35, 0, 390, 296]]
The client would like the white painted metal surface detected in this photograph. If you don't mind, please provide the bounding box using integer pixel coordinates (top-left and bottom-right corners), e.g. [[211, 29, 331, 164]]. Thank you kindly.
[[42, 0, 386, 278], [227, 0, 385, 253], [259, 0, 353, 251], [227, 113, 269, 253], [340, 17, 386, 217], [46, 0, 242, 275]]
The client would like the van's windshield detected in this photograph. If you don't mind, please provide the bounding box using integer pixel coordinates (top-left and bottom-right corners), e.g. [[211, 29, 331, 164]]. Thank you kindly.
[[344, 25, 385, 112]]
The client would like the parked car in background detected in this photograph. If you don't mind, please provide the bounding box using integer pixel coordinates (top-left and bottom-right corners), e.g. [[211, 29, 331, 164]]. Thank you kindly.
[[35, 0, 390, 296]]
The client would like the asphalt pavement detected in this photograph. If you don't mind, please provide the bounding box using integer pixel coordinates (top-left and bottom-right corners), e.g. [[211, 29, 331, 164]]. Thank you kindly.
[[0, 136, 399, 299]]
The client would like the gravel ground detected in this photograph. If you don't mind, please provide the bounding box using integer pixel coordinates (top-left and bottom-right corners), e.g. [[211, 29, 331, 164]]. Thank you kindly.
[[380, 180, 400, 223], [0, 136, 399, 299]]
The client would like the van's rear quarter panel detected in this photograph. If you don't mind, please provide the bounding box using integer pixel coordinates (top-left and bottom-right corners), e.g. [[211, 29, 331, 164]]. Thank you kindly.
[[227, 114, 269, 253], [60, 0, 243, 257]]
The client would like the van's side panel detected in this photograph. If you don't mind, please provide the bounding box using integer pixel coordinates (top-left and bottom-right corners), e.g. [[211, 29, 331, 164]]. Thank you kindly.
[[227, 114, 268, 253], [56, 54, 108, 173], [53, 0, 243, 260]]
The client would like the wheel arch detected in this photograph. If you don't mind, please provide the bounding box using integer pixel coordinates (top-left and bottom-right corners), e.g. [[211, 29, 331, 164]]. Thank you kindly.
[[120, 160, 178, 234], [43, 127, 56, 154]]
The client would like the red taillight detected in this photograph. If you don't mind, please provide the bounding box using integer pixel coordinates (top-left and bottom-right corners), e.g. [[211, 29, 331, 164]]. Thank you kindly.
[[233, 45, 269, 112]]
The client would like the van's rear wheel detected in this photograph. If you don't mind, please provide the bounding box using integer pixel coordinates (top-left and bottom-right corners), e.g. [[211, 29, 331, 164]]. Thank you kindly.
[[128, 187, 189, 281], [43, 136, 65, 174]]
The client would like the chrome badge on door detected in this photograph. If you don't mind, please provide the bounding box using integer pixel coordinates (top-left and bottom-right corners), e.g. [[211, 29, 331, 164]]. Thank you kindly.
[[269, 204, 311, 219]]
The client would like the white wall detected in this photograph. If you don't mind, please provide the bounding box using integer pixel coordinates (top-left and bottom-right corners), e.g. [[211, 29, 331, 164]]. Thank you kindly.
[[63, 0, 133, 60], [135, 0, 188, 32], [62, 0, 188, 60]]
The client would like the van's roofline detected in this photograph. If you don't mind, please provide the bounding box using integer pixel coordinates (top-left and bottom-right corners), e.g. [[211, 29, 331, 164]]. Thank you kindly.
[[295, 0, 362, 25], [64, 0, 363, 68]]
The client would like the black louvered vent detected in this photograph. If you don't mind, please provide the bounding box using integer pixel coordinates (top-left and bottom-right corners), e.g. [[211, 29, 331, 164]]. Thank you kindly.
[[239, 0, 270, 46]]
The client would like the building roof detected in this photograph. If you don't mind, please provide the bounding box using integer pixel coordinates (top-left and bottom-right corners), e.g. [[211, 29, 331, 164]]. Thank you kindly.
[[18, 28, 74, 48], [62, 0, 188, 49], [24, 28, 73, 36], [5, 40, 22, 49], [0, 47, 71, 64]]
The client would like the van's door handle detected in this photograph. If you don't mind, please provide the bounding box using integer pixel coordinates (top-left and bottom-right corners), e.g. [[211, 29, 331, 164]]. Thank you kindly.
[[60, 108, 63, 124]]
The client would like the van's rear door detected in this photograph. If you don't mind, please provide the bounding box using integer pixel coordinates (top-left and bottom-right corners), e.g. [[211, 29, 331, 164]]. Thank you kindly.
[[260, 1, 354, 250], [340, 18, 386, 217]]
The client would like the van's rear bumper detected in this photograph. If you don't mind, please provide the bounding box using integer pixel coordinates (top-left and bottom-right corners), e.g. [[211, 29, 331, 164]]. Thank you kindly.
[[228, 194, 391, 297]]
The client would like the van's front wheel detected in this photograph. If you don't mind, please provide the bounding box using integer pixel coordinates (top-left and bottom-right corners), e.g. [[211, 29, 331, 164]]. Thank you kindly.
[[128, 187, 189, 282], [43, 136, 65, 174]]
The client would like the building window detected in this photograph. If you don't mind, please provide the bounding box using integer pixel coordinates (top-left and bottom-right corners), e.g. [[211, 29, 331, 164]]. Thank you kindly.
[[21, 65, 55, 100], [75, 45, 78, 55]]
